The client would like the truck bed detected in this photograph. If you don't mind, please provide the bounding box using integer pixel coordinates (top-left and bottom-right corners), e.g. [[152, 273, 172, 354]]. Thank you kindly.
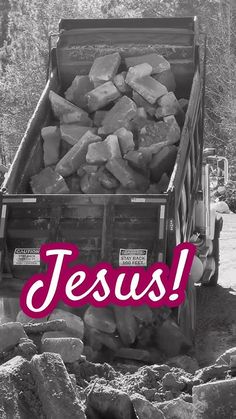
[[0, 17, 202, 295]]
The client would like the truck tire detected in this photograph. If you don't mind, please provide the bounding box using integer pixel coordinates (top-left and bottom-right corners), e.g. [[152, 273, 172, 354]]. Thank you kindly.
[[207, 217, 223, 286]]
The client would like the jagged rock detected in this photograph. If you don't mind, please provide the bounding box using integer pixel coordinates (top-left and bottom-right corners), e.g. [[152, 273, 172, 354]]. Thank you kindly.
[[93, 110, 108, 127], [113, 71, 131, 94], [64, 75, 94, 110], [0, 323, 27, 353], [155, 319, 191, 357], [194, 364, 229, 383], [215, 347, 236, 366], [153, 69, 176, 92], [126, 63, 153, 84], [193, 378, 236, 419], [60, 124, 96, 146], [31, 353, 85, 418], [150, 145, 178, 183], [87, 384, 134, 419], [55, 131, 101, 177], [125, 54, 170, 74], [132, 91, 156, 117], [49, 90, 91, 125], [89, 52, 121, 85], [127, 76, 168, 105], [114, 128, 135, 155], [155, 92, 183, 119], [30, 167, 69, 194], [113, 306, 138, 346], [155, 398, 193, 419], [84, 306, 116, 334], [131, 394, 165, 419], [87, 81, 121, 112], [16, 311, 48, 325], [101, 95, 137, 134], [41, 337, 84, 363], [106, 158, 149, 191], [80, 172, 111, 194], [41, 126, 61, 166], [49, 309, 84, 339], [0, 356, 43, 419], [139, 118, 180, 148], [167, 355, 199, 374]]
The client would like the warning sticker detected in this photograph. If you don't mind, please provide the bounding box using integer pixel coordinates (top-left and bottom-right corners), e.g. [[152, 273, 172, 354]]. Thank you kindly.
[[119, 249, 148, 266], [13, 248, 40, 266]]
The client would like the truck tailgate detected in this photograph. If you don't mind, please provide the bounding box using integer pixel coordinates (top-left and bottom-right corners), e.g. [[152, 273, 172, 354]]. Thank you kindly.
[[0, 194, 168, 295]]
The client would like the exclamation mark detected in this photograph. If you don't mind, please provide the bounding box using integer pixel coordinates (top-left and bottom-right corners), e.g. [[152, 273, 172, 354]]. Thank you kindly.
[[168, 243, 196, 304]]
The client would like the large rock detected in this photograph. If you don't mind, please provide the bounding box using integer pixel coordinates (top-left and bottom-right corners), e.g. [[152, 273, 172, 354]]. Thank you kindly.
[[155, 319, 191, 357], [31, 353, 85, 419], [101, 96, 137, 134], [126, 63, 153, 84], [106, 158, 149, 191], [150, 145, 178, 182], [49, 90, 91, 125], [125, 54, 170, 74], [41, 126, 61, 166], [194, 364, 229, 383], [114, 128, 135, 155], [55, 131, 101, 177], [139, 117, 180, 148], [153, 69, 176, 92], [64, 75, 94, 110], [87, 384, 134, 419], [48, 309, 84, 339], [192, 378, 236, 418], [80, 172, 111, 194], [113, 71, 131, 94], [60, 124, 96, 146], [30, 167, 69, 194], [131, 394, 165, 419], [215, 347, 236, 366], [155, 92, 183, 119], [16, 310, 48, 325], [87, 81, 121, 112], [0, 322, 27, 353], [155, 398, 193, 419], [84, 306, 116, 334], [167, 355, 199, 374], [0, 356, 42, 419], [41, 337, 83, 363], [127, 76, 168, 105], [113, 306, 138, 346], [132, 91, 156, 117], [89, 52, 121, 85]]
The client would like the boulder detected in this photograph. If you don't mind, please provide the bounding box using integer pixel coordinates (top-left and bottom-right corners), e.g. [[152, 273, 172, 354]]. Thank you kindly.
[[30, 167, 70, 194], [87, 81, 121, 112], [41, 126, 61, 166], [101, 95, 137, 134], [64, 75, 94, 110], [125, 54, 170, 74], [31, 353, 85, 419], [89, 52, 121, 85], [48, 309, 84, 339], [193, 378, 236, 418], [55, 131, 101, 177], [127, 76, 168, 105], [41, 337, 84, 363]]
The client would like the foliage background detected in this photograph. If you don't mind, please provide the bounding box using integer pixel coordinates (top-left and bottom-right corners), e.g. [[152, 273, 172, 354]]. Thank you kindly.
[[0, 0, 236, 184]]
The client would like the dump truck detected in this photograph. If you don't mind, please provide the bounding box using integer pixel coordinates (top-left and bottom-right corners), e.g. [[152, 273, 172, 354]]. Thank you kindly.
[[0, 17, 227, 344]]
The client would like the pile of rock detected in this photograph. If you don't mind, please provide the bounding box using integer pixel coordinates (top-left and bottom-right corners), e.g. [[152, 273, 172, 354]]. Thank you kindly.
[[0, 312, 236, 418], [30, 53, 187, 194]]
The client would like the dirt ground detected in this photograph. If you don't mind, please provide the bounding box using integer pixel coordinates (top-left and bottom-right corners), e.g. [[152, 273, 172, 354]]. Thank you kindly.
[[195, 213, 236, 366]]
